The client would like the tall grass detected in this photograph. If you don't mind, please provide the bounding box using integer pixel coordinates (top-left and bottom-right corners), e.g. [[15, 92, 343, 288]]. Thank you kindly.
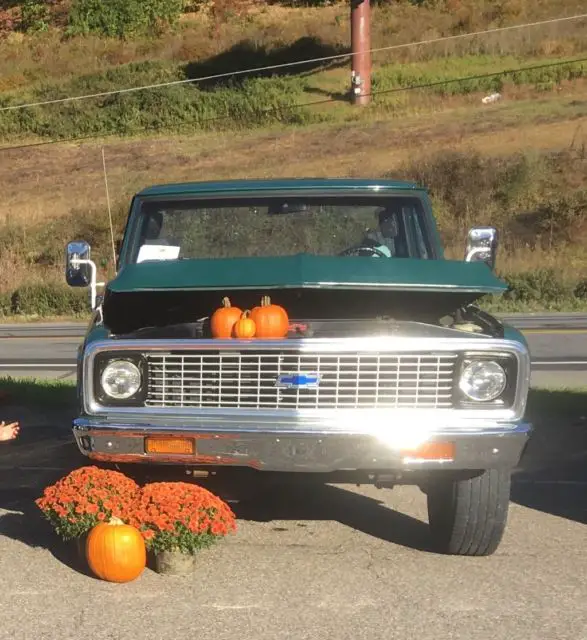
[[398, 148, 587, 252], [0, 54, 584, 142], [372, 55, 587, 99], [1, 0, 586, 91]]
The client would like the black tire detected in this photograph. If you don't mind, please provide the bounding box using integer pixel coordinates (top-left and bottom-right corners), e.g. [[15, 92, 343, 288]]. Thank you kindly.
[[427, 469, 511, 556]]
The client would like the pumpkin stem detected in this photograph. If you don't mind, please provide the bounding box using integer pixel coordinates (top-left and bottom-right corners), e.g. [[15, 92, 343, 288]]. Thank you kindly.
[[108, 516, 125, 526], [222, 297, 231, 308], [263, 295, 271, 307], [241, 310, 250, 319]]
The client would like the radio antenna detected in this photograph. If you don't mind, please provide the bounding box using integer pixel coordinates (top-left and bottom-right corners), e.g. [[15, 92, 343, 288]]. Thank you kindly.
[[102, 146, 117, 274]]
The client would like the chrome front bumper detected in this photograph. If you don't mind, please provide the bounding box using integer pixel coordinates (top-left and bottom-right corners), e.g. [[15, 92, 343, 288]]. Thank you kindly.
[[72, 418, 532, 473]]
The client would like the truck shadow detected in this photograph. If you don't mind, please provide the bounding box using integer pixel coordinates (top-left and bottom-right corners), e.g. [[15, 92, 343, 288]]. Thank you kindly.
[[512, 460, 587, 525], [216, 475, 434, 551], [512, 388, 587, 524]]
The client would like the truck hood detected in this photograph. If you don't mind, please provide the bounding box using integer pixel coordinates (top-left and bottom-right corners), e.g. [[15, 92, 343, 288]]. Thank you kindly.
[[102, 255, 506, 335]]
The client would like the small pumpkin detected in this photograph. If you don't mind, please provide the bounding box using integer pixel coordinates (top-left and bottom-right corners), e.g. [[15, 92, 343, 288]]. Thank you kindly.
[[86, 517, 146, 583], [251, 296, 289, 339], [210, 297, 242, 338], [233, 310, 256, 338]]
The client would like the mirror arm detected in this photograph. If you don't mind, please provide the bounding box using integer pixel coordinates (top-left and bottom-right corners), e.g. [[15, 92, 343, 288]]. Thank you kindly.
[[464, 247, 488, 262], [70, 257, 99, 310]]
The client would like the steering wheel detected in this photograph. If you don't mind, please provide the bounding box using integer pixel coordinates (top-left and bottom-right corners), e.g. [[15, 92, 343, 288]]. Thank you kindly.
[[339, 245, 390, 258]]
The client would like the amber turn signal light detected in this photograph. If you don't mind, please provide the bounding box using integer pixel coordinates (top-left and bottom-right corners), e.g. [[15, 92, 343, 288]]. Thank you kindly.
[[401, 441, 455, 461], [145, 437, 194, 455]]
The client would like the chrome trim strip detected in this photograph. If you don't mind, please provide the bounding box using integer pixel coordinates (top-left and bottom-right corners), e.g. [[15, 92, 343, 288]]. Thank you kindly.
[[74, 416, 527, 435], [137, 187, 422, 200], [116, 282, 503, 293], [82, 336, 531, 423]]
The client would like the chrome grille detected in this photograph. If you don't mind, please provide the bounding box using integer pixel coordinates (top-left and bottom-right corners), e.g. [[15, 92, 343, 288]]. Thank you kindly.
[[145, 351, 457, 410]]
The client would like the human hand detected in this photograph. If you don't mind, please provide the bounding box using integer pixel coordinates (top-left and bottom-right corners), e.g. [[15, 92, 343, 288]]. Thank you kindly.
[[0, 421, 20, 441]]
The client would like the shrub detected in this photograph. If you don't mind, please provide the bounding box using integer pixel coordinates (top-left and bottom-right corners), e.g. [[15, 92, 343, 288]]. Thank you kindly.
[[499, 269, 575, 306], [11, 283, 88, 316], [398, 148, 586, 251], [0, 67, 312, 140], [20, 0, 51, 33], [0, 291, 11, 316], [67, 0, 186, 39], [574, 279, 587, 300]]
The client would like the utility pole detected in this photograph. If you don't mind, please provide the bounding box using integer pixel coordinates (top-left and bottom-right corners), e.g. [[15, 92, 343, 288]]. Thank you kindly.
[[350, 0, 371, 106]]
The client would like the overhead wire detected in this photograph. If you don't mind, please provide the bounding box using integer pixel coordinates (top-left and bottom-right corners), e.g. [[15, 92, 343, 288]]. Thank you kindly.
[[0, 12, 585, 113], [1, 55, 584, 153]]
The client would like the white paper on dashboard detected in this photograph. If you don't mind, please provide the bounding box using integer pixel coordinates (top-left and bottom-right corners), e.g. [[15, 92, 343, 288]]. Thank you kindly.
[[137, 244, 180, 263]]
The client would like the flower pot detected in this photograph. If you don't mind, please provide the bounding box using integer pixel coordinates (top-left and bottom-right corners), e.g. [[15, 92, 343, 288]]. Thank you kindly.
[[153, 550, 196, 576], [60, 533, 90, 573], [74, 534, 88, 562]]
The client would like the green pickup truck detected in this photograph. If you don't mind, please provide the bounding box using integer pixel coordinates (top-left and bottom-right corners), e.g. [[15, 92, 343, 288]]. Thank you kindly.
[[65, 178, 532, 556]]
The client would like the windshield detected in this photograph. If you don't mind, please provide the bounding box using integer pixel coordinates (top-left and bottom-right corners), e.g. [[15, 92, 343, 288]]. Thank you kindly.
[[129, 195, 433, 264]]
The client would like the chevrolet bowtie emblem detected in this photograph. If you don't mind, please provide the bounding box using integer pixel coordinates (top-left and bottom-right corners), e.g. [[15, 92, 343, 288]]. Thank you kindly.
[[275, 373, 320, 389]]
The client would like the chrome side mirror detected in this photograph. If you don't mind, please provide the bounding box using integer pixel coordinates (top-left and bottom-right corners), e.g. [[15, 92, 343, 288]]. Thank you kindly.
[[66, 241, 92, 287], [464, 227, 498, 271], [66, 241, 103, 311]]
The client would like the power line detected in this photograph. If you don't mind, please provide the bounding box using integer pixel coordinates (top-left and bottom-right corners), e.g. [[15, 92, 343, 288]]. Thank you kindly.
[[0, 12, 585, 114], [369, 56, 587, 98], [1, 56, 584, 153]]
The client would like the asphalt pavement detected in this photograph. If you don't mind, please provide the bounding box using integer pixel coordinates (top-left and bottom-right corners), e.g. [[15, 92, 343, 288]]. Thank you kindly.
[[0, 314, 585, 640], [0, 429, 585, 640]]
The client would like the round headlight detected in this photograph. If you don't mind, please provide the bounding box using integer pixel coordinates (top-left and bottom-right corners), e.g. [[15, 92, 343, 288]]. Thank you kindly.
[[100, 360, 141, 400], [459, 360, 506, 402]]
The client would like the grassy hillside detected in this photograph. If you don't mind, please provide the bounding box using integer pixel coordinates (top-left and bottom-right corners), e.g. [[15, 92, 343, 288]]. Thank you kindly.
[[0, 0, 586, 317]]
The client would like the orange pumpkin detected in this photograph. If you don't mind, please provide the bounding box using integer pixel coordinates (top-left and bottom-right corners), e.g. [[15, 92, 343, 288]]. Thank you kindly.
[[86, 517, 146, 583], [233, 310, 256, 338], [249, 298, 264, 326], [251, 296, 289, 339], [210, 297, 242, 338]]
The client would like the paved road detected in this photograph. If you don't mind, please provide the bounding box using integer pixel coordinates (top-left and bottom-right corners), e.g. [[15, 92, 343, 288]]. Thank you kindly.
[[0, 315, 585, 639], [0, 312, 585, 337], [0, 315, 586, 385]]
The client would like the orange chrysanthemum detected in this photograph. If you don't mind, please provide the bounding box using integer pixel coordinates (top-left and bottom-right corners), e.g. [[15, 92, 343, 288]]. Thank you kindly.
[[130, 482, 237, 554], [35, 466, 140, 541]]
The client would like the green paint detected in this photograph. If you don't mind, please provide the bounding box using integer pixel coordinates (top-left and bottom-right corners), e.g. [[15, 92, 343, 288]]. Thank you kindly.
[[502, 323, 528, 348], [84, 323, 110, 344], [109, 179, 505, 299], [108, 254, 506, 295]]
